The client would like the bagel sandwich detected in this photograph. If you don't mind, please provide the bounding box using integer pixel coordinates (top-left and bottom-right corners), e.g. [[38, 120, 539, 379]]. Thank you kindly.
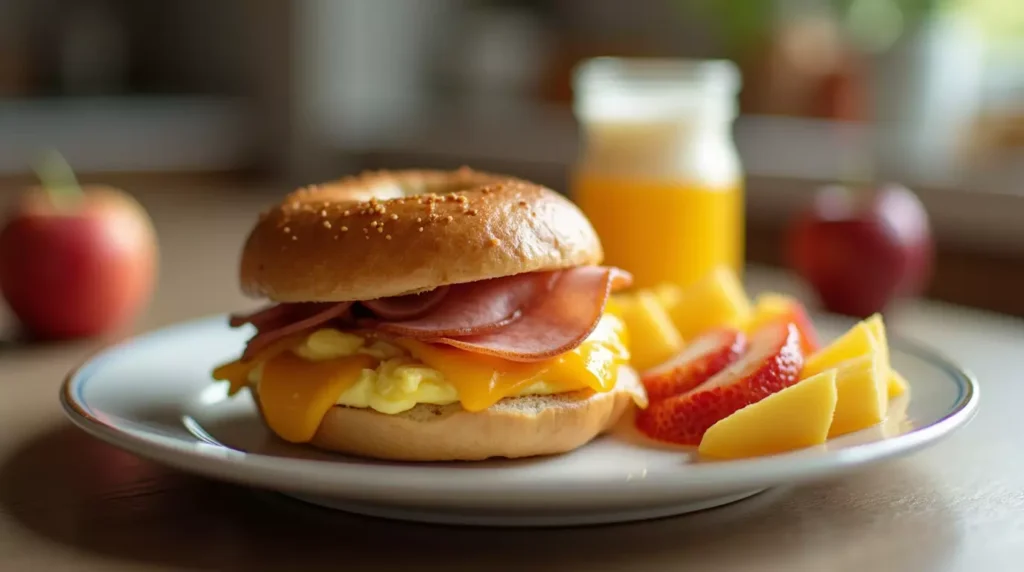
[[212, 168, 646, 461]]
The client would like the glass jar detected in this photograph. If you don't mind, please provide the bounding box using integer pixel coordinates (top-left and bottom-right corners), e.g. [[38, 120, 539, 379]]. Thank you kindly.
[[571, 57, 744, 290]]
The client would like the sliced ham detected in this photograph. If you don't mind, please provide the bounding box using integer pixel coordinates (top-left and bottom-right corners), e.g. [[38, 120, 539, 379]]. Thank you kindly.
[[228, 266, 632, 363], [240, 302, 352, 361], [373, 271, 558, 338], [429, 266, 632, 362], [360, 286, 450, 321], [228, 304, 294, 329]]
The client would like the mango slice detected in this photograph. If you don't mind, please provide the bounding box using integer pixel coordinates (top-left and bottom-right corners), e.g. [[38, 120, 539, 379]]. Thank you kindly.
[[829, 353, 889, 437], [802, 322, 878, 379], [864, 313, 892, 382], [664, 267, 752, 340], [652, 282, 684, 315], [614, 290, 684, 372], [888, 370, 910, 398], [699, 370, 838, 459]]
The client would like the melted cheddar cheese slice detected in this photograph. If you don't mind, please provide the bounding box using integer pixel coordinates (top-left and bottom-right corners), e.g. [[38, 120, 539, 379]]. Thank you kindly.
[[211, 314, 629, 443], [259, 353, 375, 442], [211, 332, 311, 396], [395, 334, 624, 412]]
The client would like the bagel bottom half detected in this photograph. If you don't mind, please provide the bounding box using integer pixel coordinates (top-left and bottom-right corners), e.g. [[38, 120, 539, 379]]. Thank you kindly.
[[251, 366, 643, 462]]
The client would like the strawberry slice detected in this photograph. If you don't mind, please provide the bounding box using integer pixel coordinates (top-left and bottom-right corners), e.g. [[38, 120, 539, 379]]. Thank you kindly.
[[636, 322, 805, 446], [747, 293, 821, 355], [642, 329, 747, 402]]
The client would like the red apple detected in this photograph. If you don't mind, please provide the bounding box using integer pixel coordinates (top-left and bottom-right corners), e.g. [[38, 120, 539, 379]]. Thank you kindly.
[[0, 184, 158, 339], [785, 183, 933, 317]]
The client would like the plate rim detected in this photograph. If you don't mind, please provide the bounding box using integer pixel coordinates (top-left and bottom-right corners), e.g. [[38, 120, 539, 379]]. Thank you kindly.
[[59, 314, 981, 497]]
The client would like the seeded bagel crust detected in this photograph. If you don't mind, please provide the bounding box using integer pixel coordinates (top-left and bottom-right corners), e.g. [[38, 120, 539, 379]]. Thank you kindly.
[[239, 168, 603, 302]]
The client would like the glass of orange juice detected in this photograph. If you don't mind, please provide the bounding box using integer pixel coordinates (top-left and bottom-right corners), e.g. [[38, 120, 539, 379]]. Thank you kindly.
[[571, 58, 744, 290]]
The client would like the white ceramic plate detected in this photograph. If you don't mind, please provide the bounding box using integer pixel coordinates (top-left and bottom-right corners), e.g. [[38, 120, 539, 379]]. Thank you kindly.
[[61, 316, 978, 527]]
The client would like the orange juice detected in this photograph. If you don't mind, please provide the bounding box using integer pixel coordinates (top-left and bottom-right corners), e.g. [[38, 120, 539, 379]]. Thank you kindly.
[[571, 57, 745, 290], [575, 175, 743, 289]]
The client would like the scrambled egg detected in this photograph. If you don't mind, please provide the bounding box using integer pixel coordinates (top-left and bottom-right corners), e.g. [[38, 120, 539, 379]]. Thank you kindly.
[[250, 328, 581, 415]]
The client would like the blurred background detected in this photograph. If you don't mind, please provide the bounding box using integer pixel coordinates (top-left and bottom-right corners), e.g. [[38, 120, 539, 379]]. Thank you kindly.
[[2, 0, 1023, 315]]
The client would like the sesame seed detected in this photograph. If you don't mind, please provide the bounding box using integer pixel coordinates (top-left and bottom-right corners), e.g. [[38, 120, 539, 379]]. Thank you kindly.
[[320, 209, 327, 217], [377, 227, 384, 233], [365, 235, 370, 240], [385, 234, 392, 240], [446, 215, 453, 222], [291, 235, 298, 241], [417, 217, 423, 223], [323, 221, 331, 229], [341, 226, 348, 232], [489, 237, 500, 246], [283, 226, 291, 233], [343, 210, 350, 216], [370, 221, 378, 228], [418, 227, 424, 232], [363, 228, 369, 234], [390, 214, 398, 220]]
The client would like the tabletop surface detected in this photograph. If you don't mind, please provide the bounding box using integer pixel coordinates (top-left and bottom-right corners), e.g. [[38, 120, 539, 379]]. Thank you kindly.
[[1, 182, 1022, 571]]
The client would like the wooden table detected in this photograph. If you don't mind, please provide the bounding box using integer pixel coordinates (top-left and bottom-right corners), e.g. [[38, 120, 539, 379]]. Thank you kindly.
[[1, 183, 1022, 571]]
